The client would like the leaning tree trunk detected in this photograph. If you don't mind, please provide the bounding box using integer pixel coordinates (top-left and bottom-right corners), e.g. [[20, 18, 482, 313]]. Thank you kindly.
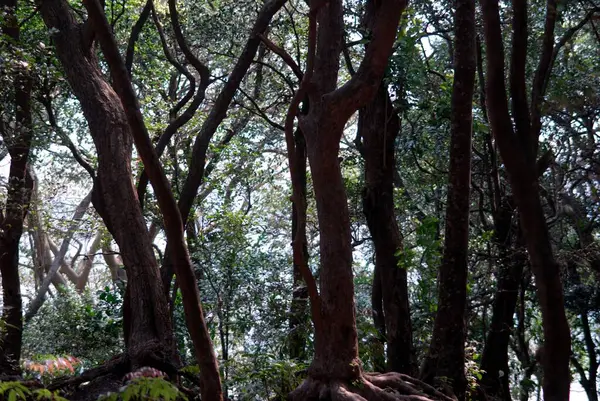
[[360, 84, 414, 375], [39, 0, 179, 370], [83, 0, 224, 398], [0, 0, 33, 375], [419, 0, 475, 397], [160, 0, 288, 298]]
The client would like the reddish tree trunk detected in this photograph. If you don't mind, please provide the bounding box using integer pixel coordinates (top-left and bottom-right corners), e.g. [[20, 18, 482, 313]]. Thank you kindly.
[[0, 0, 33, 375], [287, 1, 440, 399], [39, 0, 179, 370], [360, 85, 414, 375]]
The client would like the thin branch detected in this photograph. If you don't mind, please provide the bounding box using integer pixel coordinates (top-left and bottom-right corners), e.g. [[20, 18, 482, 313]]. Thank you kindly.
[[258, 33, 304, 80], [125, 0, 152, 75], [283, 0, 324, 332]]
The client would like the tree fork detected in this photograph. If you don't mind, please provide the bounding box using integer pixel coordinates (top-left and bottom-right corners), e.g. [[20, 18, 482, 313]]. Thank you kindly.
[[83, 1, 223, 400]]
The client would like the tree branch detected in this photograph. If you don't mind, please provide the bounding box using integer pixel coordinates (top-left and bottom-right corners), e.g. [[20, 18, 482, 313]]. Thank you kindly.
[[258, 33, 304, 80], [82, 1, 223, 399]]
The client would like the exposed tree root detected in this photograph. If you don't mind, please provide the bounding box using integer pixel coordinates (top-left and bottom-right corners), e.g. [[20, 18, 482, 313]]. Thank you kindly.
[[43, 341, 182, 401], [46, 354, 128, 391], [289, 372, 457, 401]]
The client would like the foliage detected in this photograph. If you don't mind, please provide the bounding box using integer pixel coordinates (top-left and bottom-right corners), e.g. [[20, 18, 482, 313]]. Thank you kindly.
[[226, 354, 308, 400], [0, 382, 68, 401], [464, 343, 484, 401], [22, 287, 123, 365], [22, 355, 82, 383], [97, 378, 187, 401]]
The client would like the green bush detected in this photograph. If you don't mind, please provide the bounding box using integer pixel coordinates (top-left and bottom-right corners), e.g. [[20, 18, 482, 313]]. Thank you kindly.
[[22, 286, 124, 365]]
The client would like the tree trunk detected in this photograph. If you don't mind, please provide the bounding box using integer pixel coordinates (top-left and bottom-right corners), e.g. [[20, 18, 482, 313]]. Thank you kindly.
[[288, 127, 310, 361], [83, 0, 225, 397], [360, 84, 414, 375], [303, 117, 359, 380], [39, 0, 179, 370], [420, 0, 475, 397], [371, 264, 387, 372], [480, 0, 572, 397], [0, 0, 33, 375], [287, 1, 453, 399], [479, 206, 526, 401]]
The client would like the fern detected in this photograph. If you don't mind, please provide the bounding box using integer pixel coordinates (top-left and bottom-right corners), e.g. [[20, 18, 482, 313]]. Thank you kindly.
[[32, 388, 69, 401], [97, 377, 187, 401], [0, 381, 31, 401]]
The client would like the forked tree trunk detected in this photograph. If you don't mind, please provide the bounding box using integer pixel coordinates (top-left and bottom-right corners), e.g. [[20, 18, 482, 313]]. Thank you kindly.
[[420, 0, 475, 397], [360, 84, 414, 375], [0, 0, 33, 375], [39, 0, 179, 370], [286, 2, 455, 400], [480, 0, 572, 397]]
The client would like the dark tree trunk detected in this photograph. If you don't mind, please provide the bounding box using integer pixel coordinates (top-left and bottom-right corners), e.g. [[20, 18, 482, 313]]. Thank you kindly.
[[370, 264, 387, 372], [420, 0, 476, 397], [288, 127, 310, 361], [360, 84, 414, 375], [39, 0, 178, 370], [561, 199, 599, 401], [0, 0, 34, 375], [480, 0, 572, 397], [479, 202, 525, 401]]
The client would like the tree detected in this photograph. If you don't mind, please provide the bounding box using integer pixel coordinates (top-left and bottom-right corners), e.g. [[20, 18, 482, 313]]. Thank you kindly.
[[37, 3, 224, 400], [480, 0, 574, 397], [420, 0, 476, 397], [359, 83, 414, 374], [0, 0, 34, 376], [283, 0, 449, 398]]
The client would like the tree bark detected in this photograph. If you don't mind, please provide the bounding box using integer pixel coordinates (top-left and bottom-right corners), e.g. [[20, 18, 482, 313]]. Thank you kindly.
[[39, 0, 179, 373], [479, 203, 526, 401], [0, 0, 33, 375], [287, 1, 420, 399], [360, 84, 414, 375], [420, 0, 476, 397], [288, 126, 310, 361], [480, 0, 572, 398], [81, 1, 224, 398]]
